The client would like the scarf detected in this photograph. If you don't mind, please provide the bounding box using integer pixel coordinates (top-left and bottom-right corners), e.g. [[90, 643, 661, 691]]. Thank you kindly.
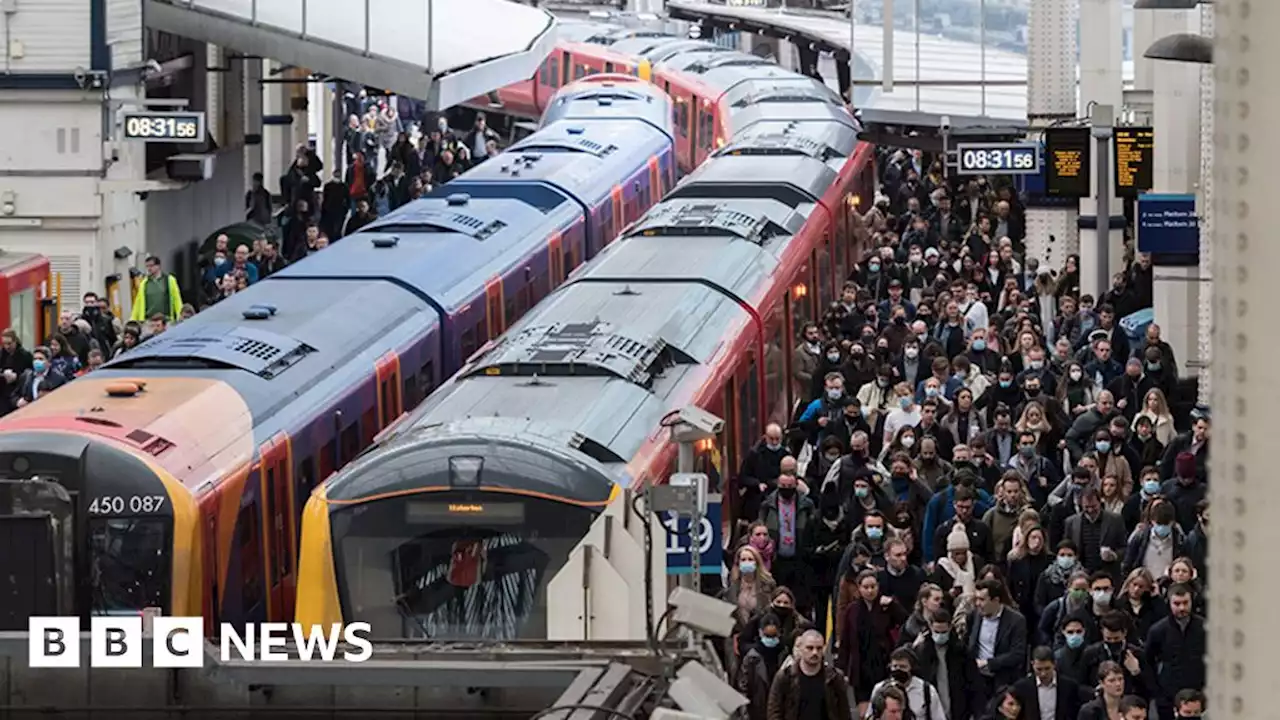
[[938, 553, 977, 617]]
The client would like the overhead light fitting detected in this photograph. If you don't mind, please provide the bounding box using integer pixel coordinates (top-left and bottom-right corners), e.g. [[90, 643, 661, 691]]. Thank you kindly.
[[1144, 33, 1213, 64]]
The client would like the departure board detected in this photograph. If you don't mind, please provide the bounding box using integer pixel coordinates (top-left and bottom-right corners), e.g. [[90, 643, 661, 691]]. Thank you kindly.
[[1113, 127, 1154, 197], [1045, 127, 1092, 198]]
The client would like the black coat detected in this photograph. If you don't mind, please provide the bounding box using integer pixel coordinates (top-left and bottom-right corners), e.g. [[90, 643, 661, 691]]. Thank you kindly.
[[965, 606, 1029, 690], [1143, 615, 1206, 703], [1010, 674, 1090, 720], [913, 635, 976, 720]]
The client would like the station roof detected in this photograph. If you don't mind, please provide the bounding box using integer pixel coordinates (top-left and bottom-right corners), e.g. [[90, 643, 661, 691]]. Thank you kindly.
[[143, 0, 558, 108]]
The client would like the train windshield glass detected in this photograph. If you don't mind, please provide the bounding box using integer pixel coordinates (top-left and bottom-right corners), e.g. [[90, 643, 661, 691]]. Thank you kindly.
[[88, 517, 171, 613], [333, 494, 597, 640]]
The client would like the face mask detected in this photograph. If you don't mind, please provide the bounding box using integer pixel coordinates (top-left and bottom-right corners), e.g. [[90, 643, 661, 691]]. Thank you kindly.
[[1153, 523, 1172, 538], [778, 488, 796, 501], [1068, 589, 1089, 604], [869, 263, 881, 273], [1143, 479, 1161, 495], [32, 359, 45, 373], [1029, 360, 1044, 370], [909, 254, 922, 264], [1095, 441, 1112, 454], [1065, 632, 1085, 649], [766, 442, 781, 452], [825, 452, 841, 463], [889, 669, 912, 684], [1092, 590, 1113, 605], [905, 347, 919, 359], [1069, 369, 1083, 381], [855, 486, 870, 499], [898, 397, 911, 410], [773, 604, 793, 616], [866, 526, 884, 540], [972, 339, 986, 352], [925, 387, 938, 398], [1018, 445, 1035, 459], [1057, 555, 1076, 570], [739, 560, 757, 575], [214, 257, 227, 266], [878, 378, 891, 388], [827, 388, 844, 401], [999, 379, 1012, 389], [917, 332, 929, 343], [931, 631, 950, 645], [760, 635, 780, 648], [1147, 362, 1162, 372], [827, 353, 841, 363]]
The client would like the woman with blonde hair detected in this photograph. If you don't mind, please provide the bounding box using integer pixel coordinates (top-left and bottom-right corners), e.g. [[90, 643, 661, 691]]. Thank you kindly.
[[901, 582, 945, 642], [1015, 400, 1060, 456], [1116, 567, 1163, 641], [1132, 387, 1176, 446], [722, 544, 775, 628]]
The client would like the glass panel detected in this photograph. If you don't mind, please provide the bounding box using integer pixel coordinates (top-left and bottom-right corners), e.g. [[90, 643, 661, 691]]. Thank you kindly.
[[333, 495, 596, 640], [88, 517, 172, 613], [817, 240, 833, 307], [9, 288, 34, 349], [738, 360, 760, 461]]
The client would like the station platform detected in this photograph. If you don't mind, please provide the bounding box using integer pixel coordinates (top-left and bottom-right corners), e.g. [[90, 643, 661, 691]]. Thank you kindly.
[[143, 0, 560, 108]]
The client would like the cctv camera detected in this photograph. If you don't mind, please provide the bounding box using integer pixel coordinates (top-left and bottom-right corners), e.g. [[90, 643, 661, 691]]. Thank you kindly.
[[667, 587, 736, 638], [73, 67, 86, 87], [146, 59, 163, 74], [940, 114, 952, 132], [672, 406, 724, 442]]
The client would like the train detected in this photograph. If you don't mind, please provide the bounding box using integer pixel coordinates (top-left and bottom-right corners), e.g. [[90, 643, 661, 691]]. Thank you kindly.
[[294, 26, 878, 639], [0, 77, 674, 632]]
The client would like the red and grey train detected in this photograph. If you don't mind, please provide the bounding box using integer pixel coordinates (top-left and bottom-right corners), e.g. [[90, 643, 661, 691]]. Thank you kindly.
[[295, 25, 878, 639]]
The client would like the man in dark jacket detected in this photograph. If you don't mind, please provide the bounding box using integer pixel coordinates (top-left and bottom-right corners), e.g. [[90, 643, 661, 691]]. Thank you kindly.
[[759, 469, 815, 612], [1011, 645, 1091, 720], [1159, 452, 1207, 534], [913, 609, 973, 720], [967, 579, 1029, 708], [1144, 584, 1206, 720], [766, 629, 852, 720], [0, 329, 33, 416], [1158, 416, 1210, 483], [737, 423, 789, 532], [1081, 611, 1152, 701]]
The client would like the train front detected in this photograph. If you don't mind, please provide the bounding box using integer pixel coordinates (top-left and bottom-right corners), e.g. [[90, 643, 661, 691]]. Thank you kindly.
[[296, 420, 617, 640]]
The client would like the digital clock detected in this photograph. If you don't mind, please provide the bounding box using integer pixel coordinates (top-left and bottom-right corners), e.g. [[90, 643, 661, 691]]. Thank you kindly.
[[955, 143, 1040, 175], [121, 111, 205, 142]]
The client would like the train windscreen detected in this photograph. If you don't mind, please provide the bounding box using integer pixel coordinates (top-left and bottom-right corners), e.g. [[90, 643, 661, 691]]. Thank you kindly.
[[88, 517, 172, 613], [332, 494, 596, 640]]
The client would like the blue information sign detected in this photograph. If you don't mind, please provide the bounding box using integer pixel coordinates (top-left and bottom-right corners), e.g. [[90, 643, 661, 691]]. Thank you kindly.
[[662, 496, 723, 576], [1137, 193, 1199, 256]]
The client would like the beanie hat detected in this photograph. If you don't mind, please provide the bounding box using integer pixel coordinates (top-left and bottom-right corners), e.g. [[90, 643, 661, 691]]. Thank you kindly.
[[947, 526, 971, 551], [1175, 451, 1196, 479]]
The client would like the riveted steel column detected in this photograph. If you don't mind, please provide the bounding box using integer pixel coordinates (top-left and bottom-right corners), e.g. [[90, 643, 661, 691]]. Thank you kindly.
[[1025, 0, 1078, 273]]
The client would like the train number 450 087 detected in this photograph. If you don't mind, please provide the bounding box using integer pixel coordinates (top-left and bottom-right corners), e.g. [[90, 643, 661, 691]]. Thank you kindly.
[[87, 495, 167, 515]]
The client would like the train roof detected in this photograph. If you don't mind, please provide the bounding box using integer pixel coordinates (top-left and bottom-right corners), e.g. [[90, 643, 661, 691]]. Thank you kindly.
[[717, 74, 844, 110], [538, 80, 672, 133], [732, 102, 861, 133], [416, 275, 753, 468], [274, 197, 570, 313], [666, 50, 771, 74], [667, 154, 836, 208], [719, 119, 859, 162], [101, 278, 437, 426]]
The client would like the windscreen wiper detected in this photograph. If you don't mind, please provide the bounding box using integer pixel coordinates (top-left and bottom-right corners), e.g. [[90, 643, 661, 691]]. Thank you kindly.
[[392, 593, 432, 639]]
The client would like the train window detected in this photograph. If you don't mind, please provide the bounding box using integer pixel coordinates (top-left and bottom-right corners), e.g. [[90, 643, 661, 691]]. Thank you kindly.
[[549, 57, 561, 88], [460, 326, 479, 361], [539, 61, 550, 86], [763, 304, 785, 426], [419, 359, 436, 396], [505, 295, 517, 328], [318, 440, 335, 480], [515, 283, 532, 317], [699, 110, 715, 151], [265, 466, 285, 583], [9, 288, 34, 349], [360, 408, 377, 447], [833, 223, 847, 282], [605, 61, 614, 73], [816, 242, 833, 307], [340, 423, 360, 465], [574, 64, 586, 80], [239, 502, 263, 612], [737, 358, 760, 464], [403, 372, 420, 409], [676, 102, 689, 138]]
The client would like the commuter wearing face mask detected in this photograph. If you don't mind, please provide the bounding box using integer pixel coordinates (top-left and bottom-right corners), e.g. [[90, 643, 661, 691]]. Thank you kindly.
[[1128, 416, 1166, 471], [811, 342, 846, 402], [800, 373, 851, 450], [911, 609, 973, 720], [759, 473, 816, 614], [869, 647, 947, 720], [1123, 466, 1165, 534], [1055, 615, 1092, 681], [1123, 499, 1184, 579], [737, 424, 789, 533], [1034, 541, 1080, 618], [733, 612, 784, 720], [862, 255, 892, 300], [895, 338, 927, 390], [1081, 611, 1152, 701], [967, 327, 1002, 374]]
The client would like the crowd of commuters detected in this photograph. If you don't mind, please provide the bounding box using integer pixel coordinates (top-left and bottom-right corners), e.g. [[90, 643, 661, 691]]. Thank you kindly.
[[727, 148, 1207, 720]]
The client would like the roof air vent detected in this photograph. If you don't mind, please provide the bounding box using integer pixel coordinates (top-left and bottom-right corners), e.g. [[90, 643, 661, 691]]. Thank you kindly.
[[242, 305, 277, 320], [446, 193, 471, 206], [371, 236, 399, 249], [106, 381, 144, 398], [597, 97, 614, 107], [566, 126, 586, 135]]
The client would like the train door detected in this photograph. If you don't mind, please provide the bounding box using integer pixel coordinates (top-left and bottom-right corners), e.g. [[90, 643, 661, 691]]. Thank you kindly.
[[485, 276, 505, 340], [258, 434, 294, 621], [560, 51, 571, 87], [611, 186, 625, 235], [689, 96, 701, 165], [376, 351, 403, 429], [549, 233, 565, 288], [649, 156, 662, 196], [721, 379, 739, 541]]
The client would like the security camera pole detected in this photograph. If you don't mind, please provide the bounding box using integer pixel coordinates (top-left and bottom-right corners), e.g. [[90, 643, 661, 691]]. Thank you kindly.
[[1091, 104, 1114, 294]]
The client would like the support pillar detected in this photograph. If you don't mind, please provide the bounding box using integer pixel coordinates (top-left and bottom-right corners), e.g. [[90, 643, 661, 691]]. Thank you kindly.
[[1148, 7, 1201, 381], [261, 60, 293, 196], [1209, 2, 1275, 716], [1129, 0, 1155, 125], [243, 56, 263, 191], [1076, 0, 1125, 299], [311, 82, 336, 175], [1024, 0, 1078, 273], [290, 68, 310, 153], [1195, 3, 1213, 403]]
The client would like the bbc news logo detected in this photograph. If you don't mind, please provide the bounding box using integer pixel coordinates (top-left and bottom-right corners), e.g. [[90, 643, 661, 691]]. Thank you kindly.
[[29, 617, 374, 668]]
